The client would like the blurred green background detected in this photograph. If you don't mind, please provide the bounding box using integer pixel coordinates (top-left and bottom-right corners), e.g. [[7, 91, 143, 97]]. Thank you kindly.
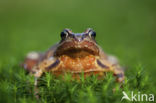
[[0, 0, 156, 97]]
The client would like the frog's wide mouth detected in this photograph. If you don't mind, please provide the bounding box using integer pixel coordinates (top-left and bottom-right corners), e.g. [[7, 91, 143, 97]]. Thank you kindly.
[[54, 41, 99, 57]]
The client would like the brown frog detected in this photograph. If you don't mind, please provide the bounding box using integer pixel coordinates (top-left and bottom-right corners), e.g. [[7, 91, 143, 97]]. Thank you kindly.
[[22, 28, 124, 85]]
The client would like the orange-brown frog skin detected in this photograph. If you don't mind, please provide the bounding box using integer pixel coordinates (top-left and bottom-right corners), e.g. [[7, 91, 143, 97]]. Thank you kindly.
[[22, 28, 124, 82]]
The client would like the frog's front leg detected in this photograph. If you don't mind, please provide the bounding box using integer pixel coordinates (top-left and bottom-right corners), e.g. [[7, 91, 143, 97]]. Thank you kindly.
[[32, 56, 60, 83], [29, 65, 43, 99], [97, 58, 124, 83], [31, 56, 60, 98], [32, 72, 42, 99], [107, 55, 124, 83]]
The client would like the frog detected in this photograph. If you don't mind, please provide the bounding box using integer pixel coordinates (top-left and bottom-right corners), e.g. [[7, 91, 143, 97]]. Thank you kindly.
[[22, 28, 124, 85]]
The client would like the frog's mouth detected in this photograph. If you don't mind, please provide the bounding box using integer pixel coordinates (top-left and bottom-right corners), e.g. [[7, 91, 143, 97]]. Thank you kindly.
[[54, 41, 99, 58]]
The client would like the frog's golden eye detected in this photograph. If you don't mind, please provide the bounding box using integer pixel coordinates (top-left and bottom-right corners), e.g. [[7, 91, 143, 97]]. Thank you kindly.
[[61, 31, 68, 39], [88, 30, 96, 38]]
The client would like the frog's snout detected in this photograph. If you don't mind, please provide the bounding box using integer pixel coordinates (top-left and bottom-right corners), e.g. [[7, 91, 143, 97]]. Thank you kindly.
[[74, 36, 84, 42], [74, 33, 85, 42]]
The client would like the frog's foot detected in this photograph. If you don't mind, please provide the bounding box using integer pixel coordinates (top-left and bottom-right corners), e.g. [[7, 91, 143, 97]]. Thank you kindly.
[[22, 51, 43, 72], [112, 65, 125, 83]]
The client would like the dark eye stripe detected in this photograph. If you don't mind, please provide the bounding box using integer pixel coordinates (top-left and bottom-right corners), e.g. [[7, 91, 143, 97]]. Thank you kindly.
[[46, 59, 60, 70], [97, 59, 109, 69]]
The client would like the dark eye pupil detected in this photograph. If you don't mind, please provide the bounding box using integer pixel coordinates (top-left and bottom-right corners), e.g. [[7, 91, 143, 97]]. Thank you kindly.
[[90, 31, 96, 38], [61, 32, 67, 39]]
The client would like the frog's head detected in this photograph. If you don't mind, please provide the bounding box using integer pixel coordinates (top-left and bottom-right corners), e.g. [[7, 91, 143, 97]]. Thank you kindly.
[[55, 28, 99, 57]]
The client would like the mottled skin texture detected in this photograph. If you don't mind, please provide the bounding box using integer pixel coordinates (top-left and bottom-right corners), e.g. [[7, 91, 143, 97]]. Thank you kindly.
[[22, 28, 124, 84]]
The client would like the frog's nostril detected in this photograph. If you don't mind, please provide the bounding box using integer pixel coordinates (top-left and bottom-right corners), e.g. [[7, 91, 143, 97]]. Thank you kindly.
[[75, 37, 83, 42]]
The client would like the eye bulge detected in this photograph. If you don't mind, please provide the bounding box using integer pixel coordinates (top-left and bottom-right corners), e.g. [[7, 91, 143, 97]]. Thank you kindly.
[[60, 31, 68, 39], [89, 31, 96, 38], [60, 29, 96, 40]]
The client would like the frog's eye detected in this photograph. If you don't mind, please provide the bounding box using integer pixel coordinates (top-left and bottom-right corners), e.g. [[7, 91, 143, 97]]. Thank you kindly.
[[88, 31, 96, 38], [61, 31, 68, 39]]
